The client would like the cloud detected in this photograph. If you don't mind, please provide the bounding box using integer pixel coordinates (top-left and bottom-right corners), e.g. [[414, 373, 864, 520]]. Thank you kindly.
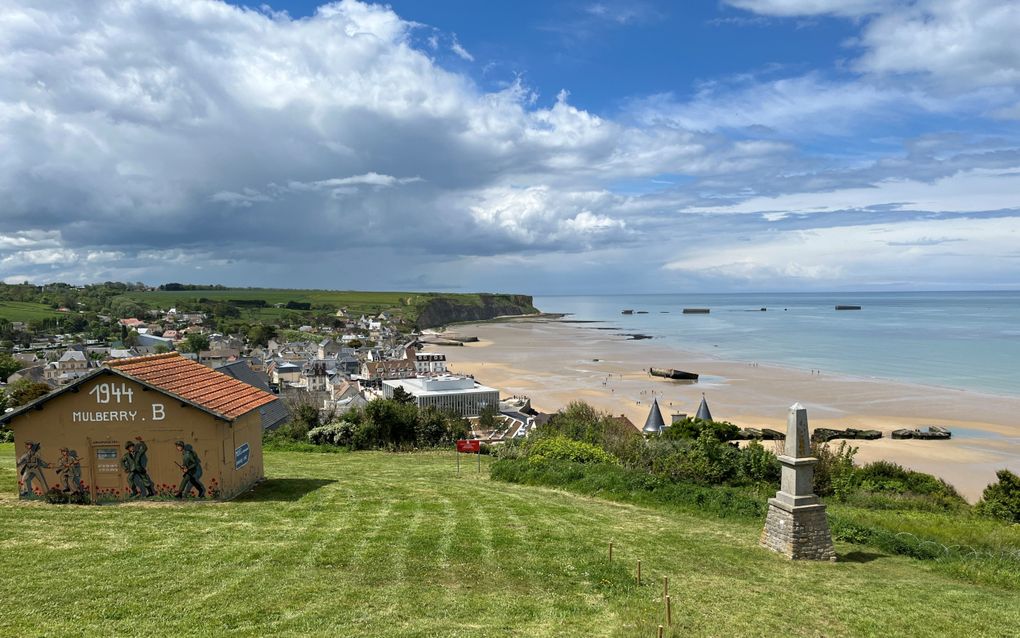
[[626, 74, 907, 135], [855, 1, 1020, 94], [723, 0, 889, 18], [697, 168, 1020, 215], [450, 35, 474, 62], [664, 215, 1020, 288], [727, 0, 1020, 101], [0, 0, 1018, 292]]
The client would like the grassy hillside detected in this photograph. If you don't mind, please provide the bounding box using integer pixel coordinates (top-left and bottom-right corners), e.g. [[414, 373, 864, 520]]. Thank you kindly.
[[1, 445, 1017, 637], [114, 289, 536, 326], [0, 301, 62, 322]]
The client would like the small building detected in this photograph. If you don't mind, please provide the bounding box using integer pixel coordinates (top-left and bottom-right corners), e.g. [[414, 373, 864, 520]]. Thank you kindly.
[[414, 353, 447, 375], [381, 375, 499, 417], [43, 349, 93, 385], [3, 352, 276, 502], [363, 359, 417, 382]]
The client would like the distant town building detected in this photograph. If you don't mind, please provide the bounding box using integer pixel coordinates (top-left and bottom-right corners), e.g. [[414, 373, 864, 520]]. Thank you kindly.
[[363, 359, 417, 382], [414, 353, 447, 375], [381, 375, 499, 417]]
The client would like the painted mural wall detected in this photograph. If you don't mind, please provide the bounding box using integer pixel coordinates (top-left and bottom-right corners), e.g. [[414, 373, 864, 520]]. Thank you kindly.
[[11, 372, 263, 503]]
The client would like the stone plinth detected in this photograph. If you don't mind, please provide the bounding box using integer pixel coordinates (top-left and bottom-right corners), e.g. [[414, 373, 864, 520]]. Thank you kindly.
[[761, 499, 835, 561], [760, 403, 836, 561]]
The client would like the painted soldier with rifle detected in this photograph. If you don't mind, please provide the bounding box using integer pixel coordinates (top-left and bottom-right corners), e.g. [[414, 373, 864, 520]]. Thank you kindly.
[[17, 441, 50, 497], [55, 447, 82, 493], [121, 437, 155, 497], [174, 440, 206, 498]]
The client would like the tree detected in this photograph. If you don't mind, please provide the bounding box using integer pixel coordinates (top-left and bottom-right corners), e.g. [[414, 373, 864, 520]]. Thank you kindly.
[[247, 324, 276, 348], [182, 333, 210, 353], [6, 379, 52, 407], [976, 469, 1020, 524], [478, 404, 499, 431], [0, 353, 24, 382], [391, 386, 415, 405], [123, 330, 141, 347]]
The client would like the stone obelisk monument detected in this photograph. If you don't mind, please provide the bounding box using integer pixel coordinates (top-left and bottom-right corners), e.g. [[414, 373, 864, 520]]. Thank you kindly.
[[760, 403, 836, 561]]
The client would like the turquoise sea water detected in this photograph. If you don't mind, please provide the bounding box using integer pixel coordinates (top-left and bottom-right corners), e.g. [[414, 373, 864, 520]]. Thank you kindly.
[[534, 292, 1020, 397]]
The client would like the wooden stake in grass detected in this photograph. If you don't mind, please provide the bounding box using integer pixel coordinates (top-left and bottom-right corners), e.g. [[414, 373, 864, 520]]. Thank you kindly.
[[666, 595, 672, 626], [657, 625, 664, 638], [636, 560, 642, 585], [663, 576, 669, 599], [609, 542, 613, 563]]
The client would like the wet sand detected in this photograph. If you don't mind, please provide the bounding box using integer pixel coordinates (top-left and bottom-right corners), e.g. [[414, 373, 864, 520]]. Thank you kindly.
[[433, 319, 1020, 501]]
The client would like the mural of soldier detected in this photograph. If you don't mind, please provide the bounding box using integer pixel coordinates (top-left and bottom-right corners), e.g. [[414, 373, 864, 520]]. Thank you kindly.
[[16, 441, 50, 497], [174, 440, 206, 498], [131, 436, 155, 496], [121, 438, 155, 497], [55, 448, 83, 493]]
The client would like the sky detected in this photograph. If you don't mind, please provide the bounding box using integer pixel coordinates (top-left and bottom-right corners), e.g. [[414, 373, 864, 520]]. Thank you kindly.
[[2, 0, 1019, 293]]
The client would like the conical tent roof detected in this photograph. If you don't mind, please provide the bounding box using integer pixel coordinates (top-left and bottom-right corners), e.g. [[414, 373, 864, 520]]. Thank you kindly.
[[643, 397, 665, 434], [696, 394, 713, 422]]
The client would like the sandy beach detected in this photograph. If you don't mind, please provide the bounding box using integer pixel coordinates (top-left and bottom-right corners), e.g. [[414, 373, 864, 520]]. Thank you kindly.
[[434, 318, 1020, 501]]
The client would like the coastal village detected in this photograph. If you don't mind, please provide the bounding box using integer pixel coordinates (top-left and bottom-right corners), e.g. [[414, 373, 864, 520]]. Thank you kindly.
[[0, 286, 541, 444]]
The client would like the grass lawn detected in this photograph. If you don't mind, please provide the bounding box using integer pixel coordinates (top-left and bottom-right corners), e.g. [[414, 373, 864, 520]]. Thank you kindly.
[[1, 444, 1017, 637], [0, 301, 62, 322]]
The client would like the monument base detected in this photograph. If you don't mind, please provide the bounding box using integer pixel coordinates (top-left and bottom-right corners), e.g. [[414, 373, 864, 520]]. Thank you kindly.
[[760, 498, 836, 561]]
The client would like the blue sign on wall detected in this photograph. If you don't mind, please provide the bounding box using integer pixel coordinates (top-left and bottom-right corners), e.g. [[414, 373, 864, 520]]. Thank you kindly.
[[234, 442, 250, 470]]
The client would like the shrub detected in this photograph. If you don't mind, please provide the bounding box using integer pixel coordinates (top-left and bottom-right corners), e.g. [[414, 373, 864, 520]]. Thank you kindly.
[[738, 440, 781, 485], [976, 469, 1020, 524], [307, 421, 356, 447], [854, 460, 965, 509], [663, 417, 740, 442], [525, 436, 619, 465], [813, 441, 858, 499]]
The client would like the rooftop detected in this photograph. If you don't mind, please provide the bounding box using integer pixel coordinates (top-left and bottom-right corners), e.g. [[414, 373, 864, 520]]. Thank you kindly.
[[107, 352, 277, 420], [383, 375, 497, 396]]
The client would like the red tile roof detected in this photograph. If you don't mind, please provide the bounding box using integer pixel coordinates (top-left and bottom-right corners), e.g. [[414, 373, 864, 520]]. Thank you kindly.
[[107, 352, 276, 420]]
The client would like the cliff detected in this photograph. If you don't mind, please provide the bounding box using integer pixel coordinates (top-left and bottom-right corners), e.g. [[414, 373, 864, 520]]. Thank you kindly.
[[414, 294, 538, 329]]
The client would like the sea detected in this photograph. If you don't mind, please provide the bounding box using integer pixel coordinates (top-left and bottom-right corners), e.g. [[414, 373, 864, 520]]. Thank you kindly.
[[534, 291, 1020, 397]]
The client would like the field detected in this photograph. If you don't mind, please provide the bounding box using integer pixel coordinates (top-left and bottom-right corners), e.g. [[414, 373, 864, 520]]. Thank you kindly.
[[118, 289, 485, 315], [1, 445, 1018, 637], [0, 301, 62, 322]]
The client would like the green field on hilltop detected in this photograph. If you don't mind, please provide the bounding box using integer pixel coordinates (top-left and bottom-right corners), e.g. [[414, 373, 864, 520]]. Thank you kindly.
[[1, 445, 1018, 637], [113, 288, 501, 324], [0, 301, 62, 322]]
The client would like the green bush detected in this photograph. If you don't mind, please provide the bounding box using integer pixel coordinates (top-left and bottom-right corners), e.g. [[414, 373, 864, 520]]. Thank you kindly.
[[525, 436, 619, 465], [738, 440, 781, 485], [812, 441, 858, 499], [307, 421, 356, 447], [976, 469, 1020, 524], [853, 460, 966, 510], [663, 417, 740, 442]]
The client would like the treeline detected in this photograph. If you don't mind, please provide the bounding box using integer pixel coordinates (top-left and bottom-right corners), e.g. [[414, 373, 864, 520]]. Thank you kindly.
[[266, 393, 470, 452], [159, 283, 229, 291]]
